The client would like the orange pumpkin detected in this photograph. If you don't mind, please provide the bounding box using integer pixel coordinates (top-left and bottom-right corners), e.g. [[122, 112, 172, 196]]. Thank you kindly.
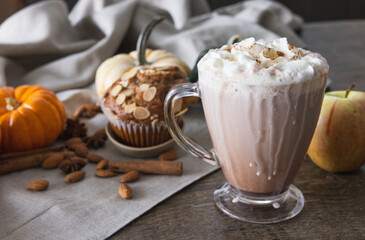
[[0, 85, 66, 153]]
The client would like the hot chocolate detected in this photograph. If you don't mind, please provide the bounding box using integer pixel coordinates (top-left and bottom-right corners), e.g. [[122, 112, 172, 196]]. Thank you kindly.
[[197, 37, 328, 195]]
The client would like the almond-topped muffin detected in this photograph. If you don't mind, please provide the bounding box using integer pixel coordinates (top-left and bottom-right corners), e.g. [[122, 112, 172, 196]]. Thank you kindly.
[[101, 66, 192, 147]]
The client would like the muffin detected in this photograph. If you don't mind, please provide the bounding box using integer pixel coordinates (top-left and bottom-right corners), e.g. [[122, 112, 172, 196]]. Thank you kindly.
[[101, 66, 192, 147]]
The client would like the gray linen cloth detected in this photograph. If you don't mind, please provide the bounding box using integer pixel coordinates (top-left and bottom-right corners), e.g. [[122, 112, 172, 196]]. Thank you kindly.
[[0, 0, 304, 91], [0, 0, 304, 239]]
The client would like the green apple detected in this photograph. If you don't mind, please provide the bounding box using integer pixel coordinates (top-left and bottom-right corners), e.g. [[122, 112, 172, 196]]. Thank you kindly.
[[308, 89, 365, 172]]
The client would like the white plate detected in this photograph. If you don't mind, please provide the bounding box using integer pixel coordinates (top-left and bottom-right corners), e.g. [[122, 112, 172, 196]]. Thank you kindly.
[[105, 123, 176, 158]]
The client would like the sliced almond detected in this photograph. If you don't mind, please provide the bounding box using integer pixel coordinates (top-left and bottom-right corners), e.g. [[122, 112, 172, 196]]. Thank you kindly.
[[142, 69, 157, 75], [116, 93, 126, 105], [121, 88, 134, 97], [175, 108, 188, 117], [142, 87, 157, 102], [173, 98, 183, 113], [140, 83, 150, 91], [182, 96, 199, 109], [150, 114, 158, 120], [121, 68, 138, 82], [110, 85, 122, 97], [120, 80, 129, 88], [133, 107, 150, 120], [263, 48, 278, 60], [262, 61, 275, 68], [124, 103, 136, 114], [151, 119, 159, 127], [249, 43, 264, 56]]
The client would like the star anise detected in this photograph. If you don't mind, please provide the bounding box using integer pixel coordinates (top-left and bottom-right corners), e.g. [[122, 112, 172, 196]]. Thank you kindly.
[[83, 128, 107, 149], [59, 157, 87, 174], [59, 116, 88, 139], [73, 103, 102, 119]]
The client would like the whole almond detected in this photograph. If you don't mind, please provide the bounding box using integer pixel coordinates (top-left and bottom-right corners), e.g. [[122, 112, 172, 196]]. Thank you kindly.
[[120, 171, 139, 183], [97, 159, 109, 170], [95, 169, 117, 178], [65, 171, 85, 183], [63, 151, 76, 158], [42, 154, 64, 169], [119, 184, 133, 199], [65, 137, 83, 148], [26, 179, 49, 191], [74, 144, 88, 157], [67, 142, 85, 150], [86, 153, 104, 163], [158, 151, 178, 161]]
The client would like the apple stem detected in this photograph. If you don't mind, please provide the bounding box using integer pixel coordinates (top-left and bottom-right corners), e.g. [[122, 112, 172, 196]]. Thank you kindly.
[[345, 83, 356, 98]]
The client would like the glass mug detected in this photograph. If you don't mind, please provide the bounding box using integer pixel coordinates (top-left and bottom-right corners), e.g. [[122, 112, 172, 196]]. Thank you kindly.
[[164, 64, 327, 223]]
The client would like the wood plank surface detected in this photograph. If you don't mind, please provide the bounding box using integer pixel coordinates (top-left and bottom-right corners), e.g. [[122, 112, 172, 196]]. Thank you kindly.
[[109, 20, 365, 240]]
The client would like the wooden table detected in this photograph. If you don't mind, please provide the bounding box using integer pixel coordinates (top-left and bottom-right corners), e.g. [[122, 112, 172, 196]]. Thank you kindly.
[[110, 20, 365, 239]]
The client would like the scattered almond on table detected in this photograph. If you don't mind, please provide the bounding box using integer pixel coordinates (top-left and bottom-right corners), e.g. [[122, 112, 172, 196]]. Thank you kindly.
[[26, 179, 49, 191], [66, 142, 88, 158], [86, 153, 103, 163], [95, 169, 117, 178], [119, 184, 133, 199], [1, 101, 186, 202], [65, 171, 85, 183], [97, 159, 109, 170], [74, 144, 88, 157], [158, 151, 178, 161], [42, 153, 65, 169], [120, 171, 140, 183], [65, 137, 83, 148]]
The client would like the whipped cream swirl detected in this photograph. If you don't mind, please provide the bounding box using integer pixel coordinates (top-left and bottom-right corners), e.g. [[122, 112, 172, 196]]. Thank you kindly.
[[198, 37, 329, 86]]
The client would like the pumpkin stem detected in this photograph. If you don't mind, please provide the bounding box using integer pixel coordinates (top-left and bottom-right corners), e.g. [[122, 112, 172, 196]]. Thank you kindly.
[[137, 16, 165, 66], [5, 97, 22, 111]]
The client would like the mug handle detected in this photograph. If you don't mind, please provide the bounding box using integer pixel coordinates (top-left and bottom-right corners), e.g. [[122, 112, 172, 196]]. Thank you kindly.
[[164, 83, 219, 166]]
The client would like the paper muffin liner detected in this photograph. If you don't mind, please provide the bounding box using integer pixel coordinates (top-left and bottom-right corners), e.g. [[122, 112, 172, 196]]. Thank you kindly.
[[101, 99, 181, 147]]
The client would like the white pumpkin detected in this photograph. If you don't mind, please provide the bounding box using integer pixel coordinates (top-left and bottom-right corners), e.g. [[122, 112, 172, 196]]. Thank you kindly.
[[95, 49, 190, 97]]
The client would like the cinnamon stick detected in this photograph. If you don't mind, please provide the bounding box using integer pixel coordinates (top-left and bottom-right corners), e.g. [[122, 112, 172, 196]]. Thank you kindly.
[[0, 151, 74, 175], [109, 161, 182, 175], [0, 146, 63, 161]]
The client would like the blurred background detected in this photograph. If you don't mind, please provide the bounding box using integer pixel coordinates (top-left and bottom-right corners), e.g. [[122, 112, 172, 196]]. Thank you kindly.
[[211, 0, 365, 21], [1, 0, 365, 23]]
